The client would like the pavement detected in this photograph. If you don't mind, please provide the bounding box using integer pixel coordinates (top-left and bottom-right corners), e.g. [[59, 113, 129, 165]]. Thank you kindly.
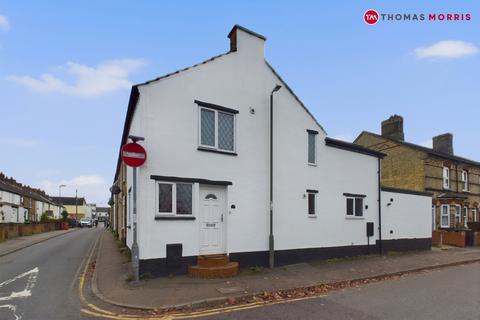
[[0, 227, 101, 320], [94, 230, 480, 310], [0, 228, 78, 257]]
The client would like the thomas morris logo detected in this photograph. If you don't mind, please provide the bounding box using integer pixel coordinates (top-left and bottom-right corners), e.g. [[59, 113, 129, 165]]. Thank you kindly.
[[364, 9, 471, 25]]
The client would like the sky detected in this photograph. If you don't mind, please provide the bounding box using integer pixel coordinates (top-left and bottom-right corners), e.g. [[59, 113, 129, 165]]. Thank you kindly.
[[0, 1, 478, 205]]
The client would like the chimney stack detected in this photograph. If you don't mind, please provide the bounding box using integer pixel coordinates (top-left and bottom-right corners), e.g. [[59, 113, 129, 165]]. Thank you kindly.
[[381, 115, 404, 141], [432, 133, 453, 155]]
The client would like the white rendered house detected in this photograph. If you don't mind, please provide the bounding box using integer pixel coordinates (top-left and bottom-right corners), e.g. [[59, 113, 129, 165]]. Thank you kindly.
[[112, 25, 432, 276]]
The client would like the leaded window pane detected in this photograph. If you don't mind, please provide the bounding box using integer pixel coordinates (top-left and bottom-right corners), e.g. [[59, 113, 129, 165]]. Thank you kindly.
[[158, 183, 172, 212], [176, 184, 192, 215], [346, 198, 354, 215], [308, 132, 316, 163], [355, 198, 363, 216], [201, 109, 215, 146], [218, 112, 234, 151]]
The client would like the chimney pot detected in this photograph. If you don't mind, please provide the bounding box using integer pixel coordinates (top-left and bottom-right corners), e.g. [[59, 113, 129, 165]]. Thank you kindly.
[[381, 115, 404, 141], [432, 133, 454, 155]]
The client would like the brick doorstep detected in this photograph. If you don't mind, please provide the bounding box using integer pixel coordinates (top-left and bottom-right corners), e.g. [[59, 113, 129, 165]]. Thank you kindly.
[[91, 234, 480, 312]]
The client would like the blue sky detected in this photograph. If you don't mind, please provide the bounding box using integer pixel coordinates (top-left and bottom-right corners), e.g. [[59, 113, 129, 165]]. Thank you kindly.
[[0, 1, 478, 205]]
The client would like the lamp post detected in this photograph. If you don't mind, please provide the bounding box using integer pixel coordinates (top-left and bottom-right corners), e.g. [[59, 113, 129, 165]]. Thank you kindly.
[[59, 184, 66, 218], [269, 84, 282, 269], [75, 189, 78, 222]]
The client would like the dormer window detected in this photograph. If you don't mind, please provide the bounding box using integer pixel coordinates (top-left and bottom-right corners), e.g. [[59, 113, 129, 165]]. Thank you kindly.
[[461, 170, 468, 191], [443, 167, 450, 189]]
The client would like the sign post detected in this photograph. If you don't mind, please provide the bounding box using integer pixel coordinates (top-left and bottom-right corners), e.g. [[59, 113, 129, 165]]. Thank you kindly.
[[121, 136, 146, 283]]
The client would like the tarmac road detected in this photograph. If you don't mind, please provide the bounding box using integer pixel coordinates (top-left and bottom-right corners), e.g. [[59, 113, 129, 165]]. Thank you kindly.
[[0, 227, 101, 320]]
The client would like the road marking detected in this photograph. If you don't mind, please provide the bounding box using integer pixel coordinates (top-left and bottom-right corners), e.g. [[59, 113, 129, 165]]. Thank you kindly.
[[0, 267, 39, 320]]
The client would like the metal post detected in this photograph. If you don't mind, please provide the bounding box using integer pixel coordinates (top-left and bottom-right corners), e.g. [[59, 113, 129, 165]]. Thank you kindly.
[[269, 85, 281, 269], [75, 189, 78, 221], [131, 166, 140, 282]]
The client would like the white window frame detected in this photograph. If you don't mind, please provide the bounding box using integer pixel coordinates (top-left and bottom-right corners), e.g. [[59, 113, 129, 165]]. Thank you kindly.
[[307, 131, 317, 165], [463, 206, 468, 227], [461, 170, 469, 191], [473, 208, 478, 222], [198, 107, 236, 153], [155, 182, 194, 217], [441, 204, 450, 228], [346, 197, 364, 218], [432, 205, 436, 231], [307, 191, 317, 217], [443, 167, 450, 189], [455, 205, 461, 225]]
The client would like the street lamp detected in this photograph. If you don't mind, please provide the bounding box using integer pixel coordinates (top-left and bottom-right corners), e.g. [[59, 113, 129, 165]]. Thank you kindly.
[[58, 184, 66, 218], [269, 84, 282, 269]]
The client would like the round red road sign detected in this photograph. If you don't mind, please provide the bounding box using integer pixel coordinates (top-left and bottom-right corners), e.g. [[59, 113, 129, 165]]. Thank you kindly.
[[121, 143, 147, 167], [364, 9, 379, 25]]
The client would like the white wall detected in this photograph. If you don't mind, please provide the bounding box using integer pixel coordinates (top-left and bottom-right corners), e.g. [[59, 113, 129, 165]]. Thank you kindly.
[[381, 190, 432, 240], [125, 27, 381, 260], [0, 190, 24, 223]]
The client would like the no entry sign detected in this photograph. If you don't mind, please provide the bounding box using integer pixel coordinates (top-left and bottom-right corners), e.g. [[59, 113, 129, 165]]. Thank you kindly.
[[121, 143, 147, 167]]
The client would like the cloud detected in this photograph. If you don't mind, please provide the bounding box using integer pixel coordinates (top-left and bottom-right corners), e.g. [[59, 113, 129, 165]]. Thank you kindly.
[[0, 15, 9, 32], [0, 138, 39, 147], [8, 59, 146, 97], [41, 174, 109, 205], [418, 140, 433, 148], [414, 40, 478, 59]]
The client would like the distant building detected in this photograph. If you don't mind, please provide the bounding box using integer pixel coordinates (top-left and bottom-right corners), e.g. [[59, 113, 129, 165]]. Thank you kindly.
[[51, 196, 87, 220], [96, 207, 109, 222], [355, 115, 480, 230]]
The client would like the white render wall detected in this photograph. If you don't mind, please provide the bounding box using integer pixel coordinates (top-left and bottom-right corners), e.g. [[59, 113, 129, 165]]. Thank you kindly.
[[0, 190, 24, 223], [381, 190, 432, 240], [124, 28, 383, 261]]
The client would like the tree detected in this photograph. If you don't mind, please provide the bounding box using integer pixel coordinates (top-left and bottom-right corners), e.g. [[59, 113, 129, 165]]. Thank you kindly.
[[40, 212, 49, 223], [61, 210, 69, 221]]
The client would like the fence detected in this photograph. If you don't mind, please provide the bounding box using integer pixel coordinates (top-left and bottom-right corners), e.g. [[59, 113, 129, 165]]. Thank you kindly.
[[0, 222, 62, 242]]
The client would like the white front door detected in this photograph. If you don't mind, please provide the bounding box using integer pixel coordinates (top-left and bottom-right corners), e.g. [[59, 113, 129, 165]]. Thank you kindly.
[[199, 186, 226, 255]]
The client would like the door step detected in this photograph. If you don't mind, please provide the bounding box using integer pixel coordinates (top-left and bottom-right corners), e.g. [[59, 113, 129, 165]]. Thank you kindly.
[[188, 254, 239, 278]]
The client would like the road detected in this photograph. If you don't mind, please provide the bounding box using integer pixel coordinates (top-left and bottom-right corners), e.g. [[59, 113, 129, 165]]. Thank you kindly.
[[1, 229, 479, 320], [0, 227, 101, 320], [202, 262, 480, 320]]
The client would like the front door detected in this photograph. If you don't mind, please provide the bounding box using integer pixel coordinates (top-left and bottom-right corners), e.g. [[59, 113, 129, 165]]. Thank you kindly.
[[199, 186, 226, 255]]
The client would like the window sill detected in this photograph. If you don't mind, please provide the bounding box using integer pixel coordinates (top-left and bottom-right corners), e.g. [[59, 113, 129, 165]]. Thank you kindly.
[[345, 216, 364, 220], [308, 215, 318, 218], [197, 147, 237, 156], [155, 215, 196, 220], [308, 162, 317, 167]]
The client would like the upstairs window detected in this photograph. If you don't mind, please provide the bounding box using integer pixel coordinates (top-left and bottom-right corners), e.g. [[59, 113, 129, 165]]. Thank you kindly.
[[461, 170, 469, 191], [198, 102, 237, 153], [443, 167, 450, 189], [307, 130, 318, 165]]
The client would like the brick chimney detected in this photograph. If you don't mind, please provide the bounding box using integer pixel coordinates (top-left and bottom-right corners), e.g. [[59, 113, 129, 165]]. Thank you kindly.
[[432, 133, 453, 155], [381, 115, 404, 141]]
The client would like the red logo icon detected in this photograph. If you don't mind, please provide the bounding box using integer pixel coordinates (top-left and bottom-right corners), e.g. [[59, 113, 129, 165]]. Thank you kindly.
[[364, 9, 379, 25]]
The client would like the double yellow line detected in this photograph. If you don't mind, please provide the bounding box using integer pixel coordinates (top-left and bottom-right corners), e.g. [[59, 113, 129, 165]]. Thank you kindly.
[[77, 233, 321, 319]]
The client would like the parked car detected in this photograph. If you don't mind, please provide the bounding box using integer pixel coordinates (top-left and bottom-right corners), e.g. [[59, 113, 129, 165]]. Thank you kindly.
[[80, 218, 93, 228]]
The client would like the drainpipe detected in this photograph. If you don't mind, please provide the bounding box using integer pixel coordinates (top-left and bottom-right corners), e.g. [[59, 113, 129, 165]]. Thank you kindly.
[[377, 157, 383, 255], [269, 84, 282, 269]]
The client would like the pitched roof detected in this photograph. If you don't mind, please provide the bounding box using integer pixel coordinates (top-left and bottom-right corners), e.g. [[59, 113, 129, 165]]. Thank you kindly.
[[113, 26, 328, 183], [356, 131, 480, 167], [325, 137, 385, 158], [50, 196, 86, 206]]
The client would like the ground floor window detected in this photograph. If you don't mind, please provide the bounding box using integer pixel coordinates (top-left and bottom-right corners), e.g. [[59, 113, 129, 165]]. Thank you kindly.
[[473, 209, 478, 222], [463, 207, 468, 227], [432, 205, 436, 230], [306, 190, 318, 216], [455, 205, 461, 226], [157, 182, 193, 216], [346, 197, 363, 217], [441, 204, 450, 228]]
